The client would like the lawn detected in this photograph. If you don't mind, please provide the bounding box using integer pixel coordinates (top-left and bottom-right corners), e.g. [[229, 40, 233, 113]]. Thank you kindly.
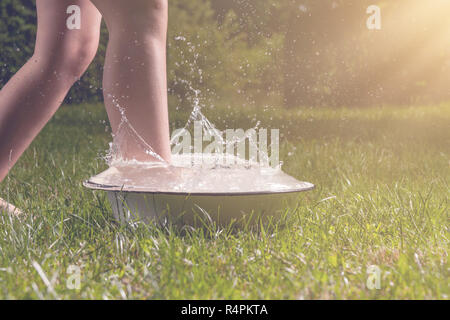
[[0, 102, 448, 299]]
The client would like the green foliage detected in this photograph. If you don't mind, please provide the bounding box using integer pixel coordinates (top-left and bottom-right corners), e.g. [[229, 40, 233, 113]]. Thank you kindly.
[[167, 0, 281, 110], [0, 0, 36, 85], [1, 0, 450, 107], [0, 0, 280, 108]]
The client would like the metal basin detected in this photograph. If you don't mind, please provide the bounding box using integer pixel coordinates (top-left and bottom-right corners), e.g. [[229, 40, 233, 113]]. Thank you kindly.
[[83, 156, 314, 227]]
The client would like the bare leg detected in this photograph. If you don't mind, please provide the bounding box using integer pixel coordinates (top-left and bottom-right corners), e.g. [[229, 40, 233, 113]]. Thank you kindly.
[[0, 0, 102, 183], [90, 0, 172, 163]]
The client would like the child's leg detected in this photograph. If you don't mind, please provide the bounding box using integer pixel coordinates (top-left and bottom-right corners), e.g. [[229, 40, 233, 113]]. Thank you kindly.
[[0, 0, 102, 183], [90, 0, 172, 162]]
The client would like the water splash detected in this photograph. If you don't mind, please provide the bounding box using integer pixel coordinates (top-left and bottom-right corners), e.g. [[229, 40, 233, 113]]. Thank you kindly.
[[104, 35, 278, 170], [168, 36, 274, 168], [104, 94, 167, 167]]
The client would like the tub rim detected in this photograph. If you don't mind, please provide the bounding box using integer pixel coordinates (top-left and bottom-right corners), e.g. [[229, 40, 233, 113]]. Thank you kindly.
[[83, 180, 315, 197]]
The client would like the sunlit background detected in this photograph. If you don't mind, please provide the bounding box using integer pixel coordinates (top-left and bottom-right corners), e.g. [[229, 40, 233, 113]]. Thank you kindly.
[[1, 0, 449, 109]]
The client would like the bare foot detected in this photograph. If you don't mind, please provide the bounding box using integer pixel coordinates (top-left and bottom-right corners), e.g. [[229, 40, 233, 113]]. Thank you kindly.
[[0, 198, 23, 216]]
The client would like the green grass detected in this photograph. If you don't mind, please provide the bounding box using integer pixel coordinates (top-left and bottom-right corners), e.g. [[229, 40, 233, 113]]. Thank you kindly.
[[0, 102, 448, 299]]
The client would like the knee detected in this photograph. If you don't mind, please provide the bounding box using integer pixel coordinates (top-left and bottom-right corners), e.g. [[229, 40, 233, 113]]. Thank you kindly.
[[103, 0, 167, 36], [142, 0, 167, 23], [125, 0, 168, 17], [35, 34, 99, 81], [146, 0, 167, 11], [130, 1, 168, 40], [59, 37, 99, 80]]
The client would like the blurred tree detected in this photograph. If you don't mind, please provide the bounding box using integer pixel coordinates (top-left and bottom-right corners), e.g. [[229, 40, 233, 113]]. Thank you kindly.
[[1, 0, 449, 108], [168, 0, 280, 111], [0, 0, 36, 88]]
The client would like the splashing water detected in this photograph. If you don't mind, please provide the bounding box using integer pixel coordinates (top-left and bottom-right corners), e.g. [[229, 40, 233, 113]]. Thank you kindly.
[[104, 93, 167, 166], [87, 153, 307, 195], [103, 35, 277, 172]]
